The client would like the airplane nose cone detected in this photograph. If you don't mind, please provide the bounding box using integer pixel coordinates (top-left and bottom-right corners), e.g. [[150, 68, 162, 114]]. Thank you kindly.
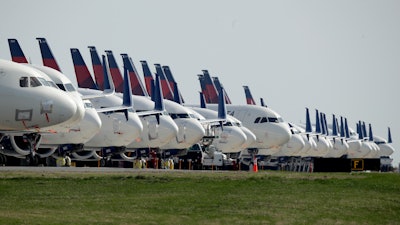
[[217, 127, 247, 153], [184, 120, 206, 144], [240, 126, 256, 148], [50, 91, 79, 125], [378, 144, 394, 157], [158, 116, 179, 143], [76, 108, 102, 142], [127, 113, 144, 139], [267, 123, 292, 148]]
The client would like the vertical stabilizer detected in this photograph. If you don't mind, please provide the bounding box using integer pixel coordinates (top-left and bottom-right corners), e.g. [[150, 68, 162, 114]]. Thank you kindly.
[[213, 77, 231, 104], [202, 70, 219, 104], [141, 60, 154, 97], [71, 48, 98, 89], [173, 82, 183, 104], [105, 50, 124, 93], [198, 74, 210, 103], [88, 46, 104, 90], [121, 54, 147, 96], [8, 39, 28, 63], [163, 66, 184, 103], [243, 85, 256, 105], [155, 64, 174, 100], [36, 37, 61, 71]]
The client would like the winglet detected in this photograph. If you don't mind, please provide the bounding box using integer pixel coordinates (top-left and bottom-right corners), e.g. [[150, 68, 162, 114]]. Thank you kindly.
[[218, 87, 227, 120], [153, 73, 165, 111], [388, 127, 392, 143], [340, 116, 345, 137], [8, 39, 28, 63], [362, 121, 367, 139], [332, 114, 338, 136], [344, 118, 350, 138], [200, 92, 206, 108], [101, 55, 115, 93], [213, 77, 231, 104], [88, 46, 104, 90], [70, 48, 98, 89], [260, 98, 267, 107], [305, 108, 312, 133], [368, 124, 374, 142], [315, 109, 321, 134], [122, 66, 133, 121], [357, 121, 363, 139], [321, 113, 328, 135], [36, 37, 61, 71]]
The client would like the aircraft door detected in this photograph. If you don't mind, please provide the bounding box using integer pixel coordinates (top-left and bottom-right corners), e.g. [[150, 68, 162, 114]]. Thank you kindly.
[[113, 118, 121, 134], [176, 123, 186, 143]]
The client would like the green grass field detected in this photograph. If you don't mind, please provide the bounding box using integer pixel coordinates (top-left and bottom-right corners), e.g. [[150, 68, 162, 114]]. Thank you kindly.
[[0, 170, 399, 225]]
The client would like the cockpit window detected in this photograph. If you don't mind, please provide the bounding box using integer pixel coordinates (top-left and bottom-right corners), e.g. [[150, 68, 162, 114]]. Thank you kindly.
[[268, 117, 279, 123], [170, 113, 190, 119], [30, 77, 42, 87], [65, 83, 76, 92], [20, 77, 43, 87], [260, 117, 268, 123], [20, 77, 29, 87], [84, 102, 94, 109], [56, 83, 66, 91], [254, 117, 261, 123]]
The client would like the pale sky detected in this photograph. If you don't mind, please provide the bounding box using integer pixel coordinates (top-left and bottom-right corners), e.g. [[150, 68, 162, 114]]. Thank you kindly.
[[1, 0, 399, 166]]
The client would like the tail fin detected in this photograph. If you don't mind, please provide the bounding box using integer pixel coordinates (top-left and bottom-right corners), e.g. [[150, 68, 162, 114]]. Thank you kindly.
[[200, 92, 206, 108], [163, 66, 185, 103], [140, 60, 154, 97], [213, 77, 231, 104], [105, 50, 124, 93], [70, 48, 98, 89], [243, 85, 256, 105], [173, 81, 183, 104], [121, 54, 147, 96], [153, 73, 165, 111], [305, 108, 312, 133], [155, 64, 174, 100], [388, 127, 392, 143], [198, 74, 210, 103], [88, 46, 105, 90], [36, 37, 61, 71], [202, 70, 219, 104], [8, 39, 28, 63]]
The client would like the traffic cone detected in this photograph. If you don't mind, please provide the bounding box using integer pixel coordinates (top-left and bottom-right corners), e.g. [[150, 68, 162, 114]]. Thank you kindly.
[[253, 157, 258, 172]]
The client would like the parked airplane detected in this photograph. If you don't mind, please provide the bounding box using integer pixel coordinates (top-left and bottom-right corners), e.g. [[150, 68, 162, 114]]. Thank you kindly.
[[8, 39, 102, 163], [72, 48, 179, 162], [0, 59, 80, 164]]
